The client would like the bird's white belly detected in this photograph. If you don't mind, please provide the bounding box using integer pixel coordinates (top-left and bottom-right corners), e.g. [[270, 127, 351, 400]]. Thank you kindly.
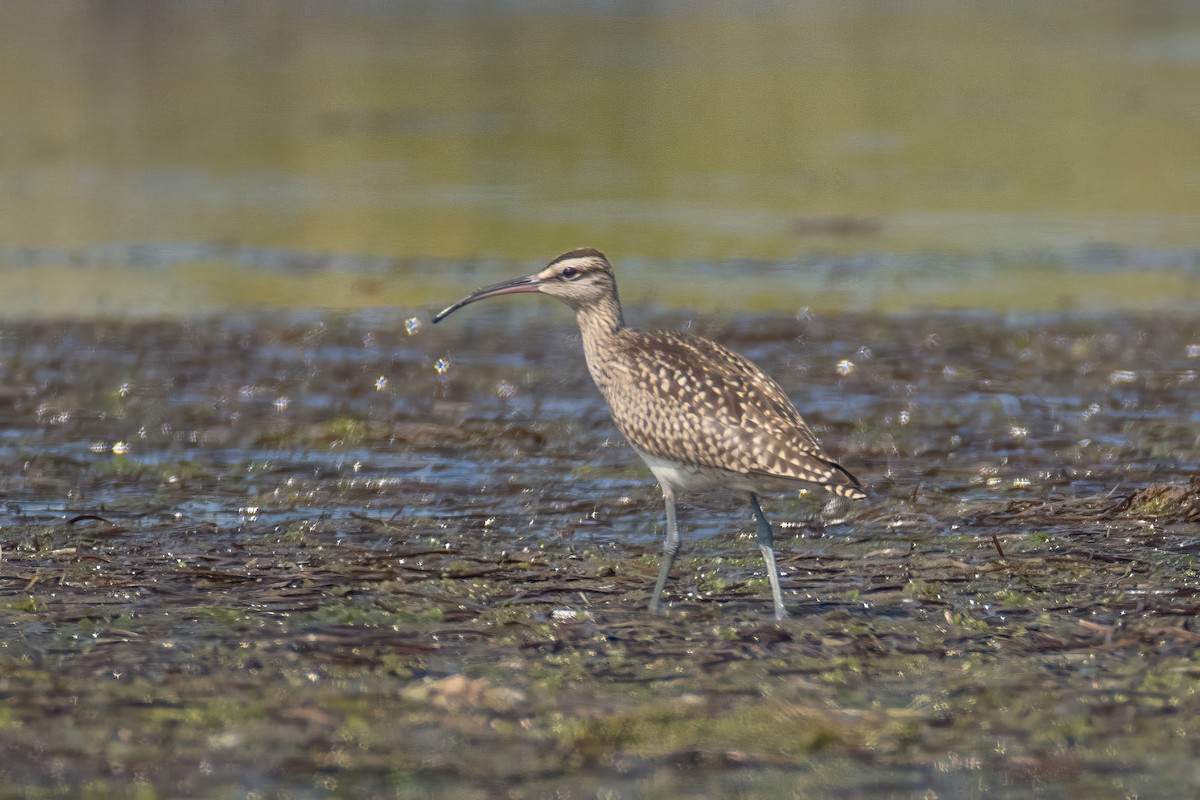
[[632, 448, 756, 494]]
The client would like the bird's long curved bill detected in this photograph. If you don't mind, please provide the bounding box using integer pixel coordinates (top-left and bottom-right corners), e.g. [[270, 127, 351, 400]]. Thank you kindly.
[[431, 274, 543, 323]]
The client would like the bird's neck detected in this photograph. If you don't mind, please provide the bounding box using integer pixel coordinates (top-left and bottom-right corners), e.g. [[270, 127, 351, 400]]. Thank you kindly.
[[575, 295, 626, 391], [575, 294, 625, 343]]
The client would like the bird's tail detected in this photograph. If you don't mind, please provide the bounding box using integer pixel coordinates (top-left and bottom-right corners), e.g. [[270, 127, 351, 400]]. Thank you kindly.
[[823, 461, 867, 501]]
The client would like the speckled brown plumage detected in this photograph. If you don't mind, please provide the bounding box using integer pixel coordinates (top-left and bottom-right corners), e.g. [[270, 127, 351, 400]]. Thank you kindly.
[[582, 325, 864, 498], [432, 248, 866, 619]]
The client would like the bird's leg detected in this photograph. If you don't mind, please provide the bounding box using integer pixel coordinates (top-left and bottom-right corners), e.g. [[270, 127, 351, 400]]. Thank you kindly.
[[749, 492, 789, 620], [649, 483, 680, 613]]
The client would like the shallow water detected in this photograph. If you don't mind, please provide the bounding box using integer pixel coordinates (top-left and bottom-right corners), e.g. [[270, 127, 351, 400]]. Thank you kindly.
[[2, 308, 1198, 797], [4, 308, 1197, 533]]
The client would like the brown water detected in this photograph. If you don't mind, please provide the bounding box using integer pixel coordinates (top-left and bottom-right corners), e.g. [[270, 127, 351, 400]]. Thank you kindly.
[[2, 3, 1200, 798]]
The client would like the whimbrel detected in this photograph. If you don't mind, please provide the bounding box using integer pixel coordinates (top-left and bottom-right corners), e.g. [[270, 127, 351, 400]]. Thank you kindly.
[[432, 249, 864, 619]]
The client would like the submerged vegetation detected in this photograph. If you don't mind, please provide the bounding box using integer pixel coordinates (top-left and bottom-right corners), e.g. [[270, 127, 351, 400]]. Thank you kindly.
[[1, 309, 1197, 797]]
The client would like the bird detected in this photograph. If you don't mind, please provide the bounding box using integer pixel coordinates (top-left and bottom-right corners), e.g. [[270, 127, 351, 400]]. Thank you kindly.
[[432, 248, 865, 619]]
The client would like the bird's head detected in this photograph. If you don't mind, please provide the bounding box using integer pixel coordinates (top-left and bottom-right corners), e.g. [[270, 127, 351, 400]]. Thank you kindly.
[[432, 248, 616, 322]]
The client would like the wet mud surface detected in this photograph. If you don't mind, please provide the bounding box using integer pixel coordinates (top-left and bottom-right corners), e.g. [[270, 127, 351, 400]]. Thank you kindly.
[[1, 308, 1198, 798]]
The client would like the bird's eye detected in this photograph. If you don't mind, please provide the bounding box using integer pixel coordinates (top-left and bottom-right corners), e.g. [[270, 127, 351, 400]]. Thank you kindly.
[[560, 266, 582, 280]]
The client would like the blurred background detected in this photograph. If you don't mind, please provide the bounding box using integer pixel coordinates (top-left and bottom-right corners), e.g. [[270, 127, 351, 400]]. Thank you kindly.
[[1, 0, 1198, 317]]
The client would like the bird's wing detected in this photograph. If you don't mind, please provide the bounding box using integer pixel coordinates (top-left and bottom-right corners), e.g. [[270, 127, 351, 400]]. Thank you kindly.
[[605, 330, 836, 478]]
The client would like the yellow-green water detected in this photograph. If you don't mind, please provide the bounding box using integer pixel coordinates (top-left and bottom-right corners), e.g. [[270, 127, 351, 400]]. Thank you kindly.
[[1, 1, 1198, 316]]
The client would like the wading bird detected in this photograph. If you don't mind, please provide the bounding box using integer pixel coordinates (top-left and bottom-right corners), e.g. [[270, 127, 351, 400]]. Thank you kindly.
[[432, 249, 864, 619]]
